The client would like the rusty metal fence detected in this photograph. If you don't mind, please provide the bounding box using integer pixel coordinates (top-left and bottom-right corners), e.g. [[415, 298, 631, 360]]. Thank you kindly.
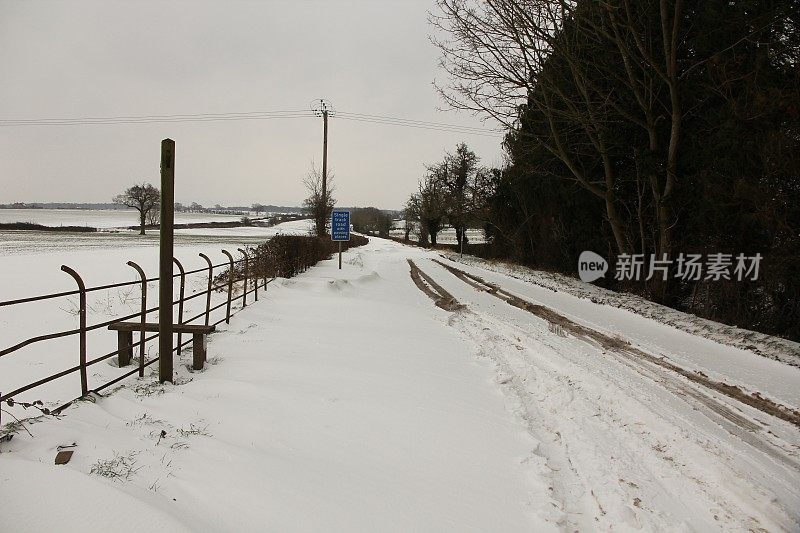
[[0, 249, 272, 413]]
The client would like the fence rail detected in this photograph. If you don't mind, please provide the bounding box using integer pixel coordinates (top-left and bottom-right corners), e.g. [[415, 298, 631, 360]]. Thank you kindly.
[[0, 248, 272, 410]]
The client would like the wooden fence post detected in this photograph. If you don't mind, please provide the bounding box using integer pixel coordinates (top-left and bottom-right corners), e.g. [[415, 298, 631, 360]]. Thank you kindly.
[[159, 139, 175, 384]]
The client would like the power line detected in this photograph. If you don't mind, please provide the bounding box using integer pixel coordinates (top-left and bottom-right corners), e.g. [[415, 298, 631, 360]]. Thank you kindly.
[[0, 108, 503, 137], [0, 110, 314, 126]]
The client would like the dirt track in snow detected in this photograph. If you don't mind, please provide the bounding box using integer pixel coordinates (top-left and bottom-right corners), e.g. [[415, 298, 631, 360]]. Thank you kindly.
[[430, 258, 800, 431], [409, 252, 800, 467], [407, 251, 800, 530]]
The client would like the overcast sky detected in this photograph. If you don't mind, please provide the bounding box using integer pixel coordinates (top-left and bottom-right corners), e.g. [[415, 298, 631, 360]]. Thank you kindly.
[[0, 0, 504, 209]]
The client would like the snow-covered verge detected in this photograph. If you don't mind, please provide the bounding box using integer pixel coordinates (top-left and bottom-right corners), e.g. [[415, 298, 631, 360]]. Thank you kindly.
[[1, 240, 556, 532], [447, 253, 800, 368], [1, 456, 193, 531]]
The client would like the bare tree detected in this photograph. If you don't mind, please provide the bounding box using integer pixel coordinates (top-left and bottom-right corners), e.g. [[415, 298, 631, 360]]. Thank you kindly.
[[469, 167, 498, 228], [113, 183, 160, 235], [430, 0, 571, 125], [440, 143, 486, 246], [402, 198, 419, 242], [587, 0, 688, 261], [417, 173, 446, 246], [303, 163, 335, 237], [145, 205, 160, 226], [431, 0, 776, 261], [430, 0, 635, 254]]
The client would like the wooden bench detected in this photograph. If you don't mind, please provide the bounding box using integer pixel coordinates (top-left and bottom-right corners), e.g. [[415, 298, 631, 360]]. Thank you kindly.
[[109, 322, 215, 370]]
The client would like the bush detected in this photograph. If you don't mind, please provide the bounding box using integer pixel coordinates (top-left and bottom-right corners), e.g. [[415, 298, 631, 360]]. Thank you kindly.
[[0, 222, 97, 232], [215, 234, 369, 286], [254, 234, 369, 278]]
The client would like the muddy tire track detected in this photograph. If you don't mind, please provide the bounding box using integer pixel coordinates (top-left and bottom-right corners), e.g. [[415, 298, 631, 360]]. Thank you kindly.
[[431, 258, 800, 431], [407, 259, 463, 312]]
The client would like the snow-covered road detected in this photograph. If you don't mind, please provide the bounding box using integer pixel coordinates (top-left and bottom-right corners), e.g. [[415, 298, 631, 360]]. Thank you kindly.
[[2, 238, 799, 532], [415, 255, 800, 531]]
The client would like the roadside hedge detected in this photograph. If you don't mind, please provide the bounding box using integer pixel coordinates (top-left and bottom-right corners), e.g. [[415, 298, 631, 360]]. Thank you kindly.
[[216, 234, 369, 286]]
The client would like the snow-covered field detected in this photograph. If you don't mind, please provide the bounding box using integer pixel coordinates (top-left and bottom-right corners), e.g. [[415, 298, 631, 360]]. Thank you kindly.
[[0, 218, 314, 407], [0, 208, 246, 228], [2, 237, 799, 531]]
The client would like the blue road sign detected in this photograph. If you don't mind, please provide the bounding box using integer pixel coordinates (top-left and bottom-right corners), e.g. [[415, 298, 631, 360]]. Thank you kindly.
[[331, 210, 350, 241]]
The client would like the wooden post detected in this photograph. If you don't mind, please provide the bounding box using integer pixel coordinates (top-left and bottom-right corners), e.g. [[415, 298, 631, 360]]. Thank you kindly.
[[159, 139, 175, 383], [192, 333, 205, 371], [118, 331, 133, 367], [321, 108, 328, 236], [315, 99, 330, 238]]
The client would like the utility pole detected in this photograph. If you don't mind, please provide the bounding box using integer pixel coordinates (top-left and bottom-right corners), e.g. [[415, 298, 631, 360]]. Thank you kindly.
[[312, 99, 333, 236], [322, 105, 328, 223]]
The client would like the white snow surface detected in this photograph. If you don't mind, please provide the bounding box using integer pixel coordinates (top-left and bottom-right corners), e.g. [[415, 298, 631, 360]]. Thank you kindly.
[[2, 237, 799, 532], [0, 208, 244, 228]]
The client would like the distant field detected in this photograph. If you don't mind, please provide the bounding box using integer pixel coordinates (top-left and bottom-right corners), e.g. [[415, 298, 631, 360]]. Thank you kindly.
[[0, 208, 243, 228]]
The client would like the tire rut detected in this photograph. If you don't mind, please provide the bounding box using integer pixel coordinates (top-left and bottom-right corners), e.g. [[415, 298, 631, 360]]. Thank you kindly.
[[431, 258, 800, 432], [407, 259, 463, 312]]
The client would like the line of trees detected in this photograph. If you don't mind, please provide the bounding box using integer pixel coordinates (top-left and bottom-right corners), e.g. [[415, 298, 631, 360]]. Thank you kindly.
[[174, 202, 208, 212], [404, 143, 495, 246], [350, 207, 393, 237], [430, 0, 799, 339]]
